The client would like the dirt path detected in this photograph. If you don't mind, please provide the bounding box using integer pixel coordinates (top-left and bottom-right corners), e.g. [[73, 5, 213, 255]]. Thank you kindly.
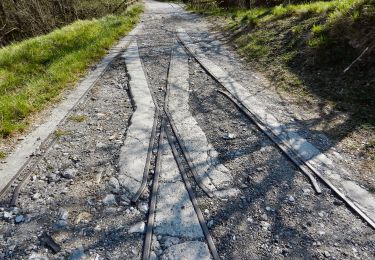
[[0, 1, 374, 259]]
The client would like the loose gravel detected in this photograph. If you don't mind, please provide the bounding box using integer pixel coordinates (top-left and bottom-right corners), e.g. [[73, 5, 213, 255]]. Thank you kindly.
[[0, 57, 146, 259]]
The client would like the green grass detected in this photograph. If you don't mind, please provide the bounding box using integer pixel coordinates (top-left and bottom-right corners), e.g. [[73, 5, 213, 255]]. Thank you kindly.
[[0, 4, 143, 139], [0, 151, 6, 159], [54, 129, 72, 137], [68, 114, 87, 123], [188, 0, 375, 131]]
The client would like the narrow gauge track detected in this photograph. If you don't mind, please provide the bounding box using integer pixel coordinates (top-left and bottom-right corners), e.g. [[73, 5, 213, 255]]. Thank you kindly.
[[138, 40, 219, 259], [177, 33, 375, 230]]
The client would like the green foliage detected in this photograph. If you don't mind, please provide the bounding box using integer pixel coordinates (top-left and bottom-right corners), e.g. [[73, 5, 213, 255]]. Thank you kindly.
[[188, 0, 375, 130], [0, 4, 143, 138]]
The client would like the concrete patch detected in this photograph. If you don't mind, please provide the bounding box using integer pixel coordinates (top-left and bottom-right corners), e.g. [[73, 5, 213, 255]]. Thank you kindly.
[[155, 140, 203, 239], [160, 241, 211, 260], [119, 41, 156, 197], [177, 28, 375, 225], [0, 24, 142, 195], [167, 44, 232, 192]]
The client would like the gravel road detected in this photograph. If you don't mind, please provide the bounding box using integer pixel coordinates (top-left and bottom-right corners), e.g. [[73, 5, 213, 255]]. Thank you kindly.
[[0, 1, 374, 259]]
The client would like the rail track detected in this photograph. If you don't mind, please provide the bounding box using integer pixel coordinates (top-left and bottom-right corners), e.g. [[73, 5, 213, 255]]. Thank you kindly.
[[1, 3, 374, 258]]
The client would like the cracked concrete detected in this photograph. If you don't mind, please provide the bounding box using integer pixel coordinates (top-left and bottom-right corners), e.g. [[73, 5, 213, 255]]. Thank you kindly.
[[119, 41, 156, 197], [154, 135, 211, 259], [166, 44, 232, 193]]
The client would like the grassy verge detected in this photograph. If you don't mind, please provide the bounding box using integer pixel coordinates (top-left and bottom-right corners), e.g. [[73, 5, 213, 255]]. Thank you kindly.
[[0, 4, 143, 139], [188, 0, 374, 170]]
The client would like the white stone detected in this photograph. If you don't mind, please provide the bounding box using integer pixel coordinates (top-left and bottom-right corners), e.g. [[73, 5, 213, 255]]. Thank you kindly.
[[129, 221, 146, 234]]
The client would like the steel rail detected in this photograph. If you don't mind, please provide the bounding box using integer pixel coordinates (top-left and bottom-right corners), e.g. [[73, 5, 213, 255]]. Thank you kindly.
[[178, 33, 375, 228], [165, 123, 220, 260], [217, 90, 322, 194], [163, 46, 215, 198], [9, 138, 57, 207], [142, 118, 165, 260], [217, 89, 375, 229]]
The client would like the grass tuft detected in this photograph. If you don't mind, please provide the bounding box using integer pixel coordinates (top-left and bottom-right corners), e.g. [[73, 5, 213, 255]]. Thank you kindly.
[[68, 114, 87, 123], [54, 129, 72, 137]]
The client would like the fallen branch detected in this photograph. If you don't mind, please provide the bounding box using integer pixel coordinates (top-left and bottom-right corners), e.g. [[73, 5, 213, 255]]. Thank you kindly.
[[343, 45, 372, 73]]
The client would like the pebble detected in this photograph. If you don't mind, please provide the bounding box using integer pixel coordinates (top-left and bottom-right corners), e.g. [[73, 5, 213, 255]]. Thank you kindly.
[[138, 203, 149, 213], [32, 193, 41, 200], [70, 245, 86, 260], [260, 221, 270, 230], [15, 215, 25, 224], [28, 253, 49, 260], [61, 168, 77, 179], [96, 142, 106, 149], [120, 195, 131, 206], [288, 196, 295, 202], [128, 222, 146, 234], [54, 220, 68, 229], [58, 208, 69, 221], [108, 177, 120, 193], [207, 220, 214, 228], [323, 251, 331, 258], [3, 211, 12, 220], [302, 188, 311, 195], [102, 194, 117, 206], [246, 217, 253, 223], [223, 133, 236, 140]]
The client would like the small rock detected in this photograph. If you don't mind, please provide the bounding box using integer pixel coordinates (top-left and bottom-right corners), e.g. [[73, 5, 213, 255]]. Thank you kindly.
[[207, 220, 214, 228], [32, 193, 41, 200], [138, 203, 149, 213], [131, 248, 138, 255], [204, 209, 209, 214], [28, 253, 49, 260], [54, 220, 68, 229], [15, 215, 25, 224], [96, 142, 105, 149], [302, 188, 311, 195], [265, 206, 271, 211], [120, 195, 130, 206], [323, 251, 330, 258], [102, 194, 117, 206], [70, 245, 85, 260], [75, 212, 92, 224], [129, 222, 146, 234], [3, 211, 12, 220], [107, 177, 120, 193], [288, 196, 295, 202], [11, 207, 20, 214], [61, 168, 77, 179], [260, 213, 268, 221], [58, 208, 69, 221], [223, 133, 236, 140], [260, 221, 270, 230], [318, 211, 325, 218], [150, 251, 158, 260], [246, 217, 253, 223]]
